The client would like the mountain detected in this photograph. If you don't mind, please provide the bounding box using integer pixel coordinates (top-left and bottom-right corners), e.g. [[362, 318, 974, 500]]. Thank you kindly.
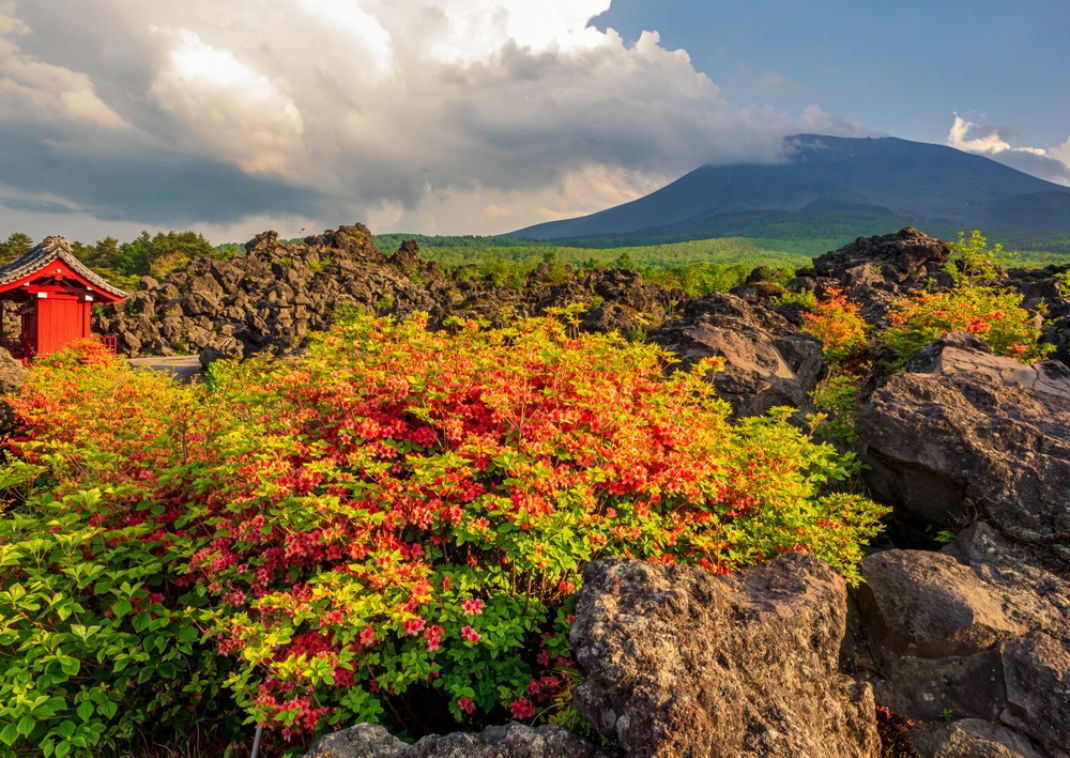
[[508, 135, 1070, 245]]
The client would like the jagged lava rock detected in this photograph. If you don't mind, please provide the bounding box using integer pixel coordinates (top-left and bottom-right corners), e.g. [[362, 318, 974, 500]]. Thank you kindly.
[[1006, 263, 1070, 368], [570, 553, 880, 757], [857, 332, 1070, 549], [0, 346, 27, 395], [999, 633, 1070, 757], [911, 718, 1046, 758], [303, 722, 605, 758], [855, 523, 1069, 753], [653, 293, 825, 417], [790, 228, 953, 321]]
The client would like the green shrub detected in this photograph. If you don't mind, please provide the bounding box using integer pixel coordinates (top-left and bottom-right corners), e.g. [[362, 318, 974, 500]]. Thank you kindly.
[[880, 232, 1052, 367], [0, 342, 235, 755], [1, 320, 889, 753]]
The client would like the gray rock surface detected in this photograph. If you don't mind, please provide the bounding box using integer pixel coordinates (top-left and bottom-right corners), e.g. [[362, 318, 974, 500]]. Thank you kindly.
[[857, 524, 1069, 755], [1000, 633, 1070, 757], [0, 346, 27, 394], [790, 227, 954, 322], [858, 332, 1070, 549], [304, 722, 604, 758], [570, 553, 880, 757], [653, 293, 825, 417], [912, 718, 1045, 758]]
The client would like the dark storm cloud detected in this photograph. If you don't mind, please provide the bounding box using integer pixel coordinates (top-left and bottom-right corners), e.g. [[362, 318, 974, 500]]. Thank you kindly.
[[0, 0, 866, 236], [0, 125, 329, 225]]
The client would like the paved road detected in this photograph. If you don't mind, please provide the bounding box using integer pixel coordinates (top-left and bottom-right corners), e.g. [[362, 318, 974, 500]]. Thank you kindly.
[[127, 354, 202, 382]]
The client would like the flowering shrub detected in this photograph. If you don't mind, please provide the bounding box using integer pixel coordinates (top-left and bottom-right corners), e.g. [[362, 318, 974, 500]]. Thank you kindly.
[[0, 341, 234, 755], [881, 231, 1052, 366], [880, 232, 1050, 367], [881, 287, 1048, 365], [1, 319, 888, 752], [800, 288, 869, 365]]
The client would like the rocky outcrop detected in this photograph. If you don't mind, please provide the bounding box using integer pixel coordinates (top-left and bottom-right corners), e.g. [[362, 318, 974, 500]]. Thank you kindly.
[[855, 522, 1069, 756], [97, 224, 440, 358], [0, 346, 27, 395], [857, 332, 1070, 551], [96, 225, 683, 360], [304, 722, 603, 758], [570, 553, 880, 757], [789, 228, 954, 322], [653, 293, 825, 417]]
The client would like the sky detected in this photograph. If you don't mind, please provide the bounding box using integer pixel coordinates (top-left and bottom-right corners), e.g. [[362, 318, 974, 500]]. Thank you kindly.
[[0, 0, 1067, 244]]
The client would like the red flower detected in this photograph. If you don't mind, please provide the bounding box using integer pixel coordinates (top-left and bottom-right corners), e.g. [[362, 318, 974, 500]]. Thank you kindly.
[[510, 698, 536, 720], [359, 620, 376, 646], [457, 696, 475, 715], [403, 617, 426, 636], [425, 624, 443, 652], [461, 598, 483, 616], [460, 625, 481, 643]]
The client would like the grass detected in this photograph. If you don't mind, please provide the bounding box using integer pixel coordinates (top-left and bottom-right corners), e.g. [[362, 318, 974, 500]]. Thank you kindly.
[[373, 232, 1069, 275]]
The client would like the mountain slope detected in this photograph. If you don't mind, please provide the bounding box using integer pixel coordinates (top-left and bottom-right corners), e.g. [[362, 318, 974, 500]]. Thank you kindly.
[[509, 135, 1070, 243]]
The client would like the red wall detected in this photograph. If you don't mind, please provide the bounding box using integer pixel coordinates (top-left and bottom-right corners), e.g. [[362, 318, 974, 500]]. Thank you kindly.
[[34, 296, 91, 357]]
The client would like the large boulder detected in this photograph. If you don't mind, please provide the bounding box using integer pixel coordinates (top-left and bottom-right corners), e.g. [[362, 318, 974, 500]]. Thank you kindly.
[[304, 722, 604, 758], [857, 332, 1070, 550], [653, 293, 825, 417], [855, 523, 1069, 755], [570, 553, 880, 757]]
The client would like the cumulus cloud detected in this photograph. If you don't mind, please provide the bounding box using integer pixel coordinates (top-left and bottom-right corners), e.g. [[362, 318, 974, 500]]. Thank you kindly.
[[947, 115, 1070, 186], [0, 0, 863, 240]]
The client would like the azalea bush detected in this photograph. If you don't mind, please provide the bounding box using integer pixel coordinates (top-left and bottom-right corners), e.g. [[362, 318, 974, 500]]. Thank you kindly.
[[881, 231, 1051, 366], [801, 288, 869, 366], [0, 342, 235, 755], [1, 318, 888, 753], [795, 289, 870, 445]]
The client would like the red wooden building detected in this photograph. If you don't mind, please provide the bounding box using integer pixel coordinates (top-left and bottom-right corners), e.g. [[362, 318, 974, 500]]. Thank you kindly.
[[0, 236, 127, 359]]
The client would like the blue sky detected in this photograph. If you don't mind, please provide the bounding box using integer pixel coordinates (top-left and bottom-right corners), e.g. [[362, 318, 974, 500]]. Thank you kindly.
[[0, 0, 1066, 241], [595, 0, 1070, 146]]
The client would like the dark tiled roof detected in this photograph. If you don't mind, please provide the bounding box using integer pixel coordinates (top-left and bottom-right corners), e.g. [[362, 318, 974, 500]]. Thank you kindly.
[[0, 236, 128, 300]]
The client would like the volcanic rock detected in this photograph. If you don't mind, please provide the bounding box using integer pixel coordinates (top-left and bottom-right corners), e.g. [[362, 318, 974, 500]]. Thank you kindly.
[[570, 553, 880, 757], [857, 332, 1070, 550], [856, 523, 1069, 755], [303, 722, 604, 758], [653, 293, 825, 417], [790, 228, 954, 321], [911, 719, 1046, 758], [0, 346, 27, 395]]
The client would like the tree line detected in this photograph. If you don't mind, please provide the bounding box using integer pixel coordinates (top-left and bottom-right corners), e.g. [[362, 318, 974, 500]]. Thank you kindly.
[[0, 231, 231, 289]]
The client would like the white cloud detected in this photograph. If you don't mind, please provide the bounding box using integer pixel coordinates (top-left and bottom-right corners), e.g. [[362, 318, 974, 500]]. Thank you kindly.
[[947, 114, 1070, 186], [149, 28, 305, 174], [0, 11, 127, 130], [0, 0, 864, 239]]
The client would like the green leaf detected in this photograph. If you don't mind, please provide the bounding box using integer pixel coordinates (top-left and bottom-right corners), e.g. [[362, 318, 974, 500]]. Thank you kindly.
[[111, 599, 132, 619], [76, 701, 94, 722], [16, 715, 34, 737], [0, 723, 19, 746], [58, 656, 80, 677], [132, 611, 151, 633]]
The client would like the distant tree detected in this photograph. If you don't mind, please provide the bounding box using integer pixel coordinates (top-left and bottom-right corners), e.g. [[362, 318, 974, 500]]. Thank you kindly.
[[116, 231, 152, 276], [0, 232, 33, 263], [93, 236, 120, 268]]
